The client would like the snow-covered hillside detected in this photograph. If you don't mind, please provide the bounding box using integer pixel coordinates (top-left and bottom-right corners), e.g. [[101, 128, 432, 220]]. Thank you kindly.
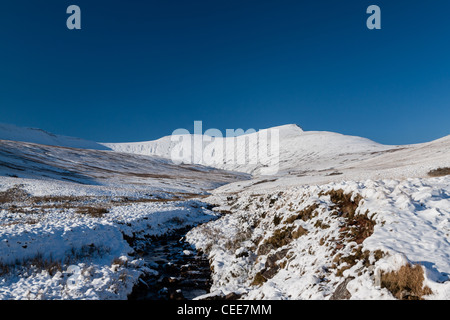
[[4, 122, 449, 185], [0, 124, 248, 299], [0, 123, 109, 150], [0, 139, 247, 194]]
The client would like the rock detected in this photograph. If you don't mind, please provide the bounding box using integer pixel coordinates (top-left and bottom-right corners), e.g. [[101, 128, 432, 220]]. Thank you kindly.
[[169, 289, 185, 300], [257, 243, 276, 256], [225, 292, 243, 300], [330, 277, 354, 300], [261, 267, 279, 280], [265, 248, 289, 268], [199, 292, 243, 300]]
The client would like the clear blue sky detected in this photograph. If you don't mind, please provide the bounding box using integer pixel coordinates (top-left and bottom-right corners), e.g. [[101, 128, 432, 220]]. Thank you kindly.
[[0, 0, 449, 144]]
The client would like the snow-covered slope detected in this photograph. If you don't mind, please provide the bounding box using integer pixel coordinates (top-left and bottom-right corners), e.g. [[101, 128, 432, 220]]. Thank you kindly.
[[0, 139, 247, 195], [0, 123, 109, 150], [186, 176, 450, 300]]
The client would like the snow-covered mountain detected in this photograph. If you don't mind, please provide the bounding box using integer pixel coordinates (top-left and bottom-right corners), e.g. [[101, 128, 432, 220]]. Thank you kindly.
[[103, 124, 450, 188], [102, 124, 391, 173]]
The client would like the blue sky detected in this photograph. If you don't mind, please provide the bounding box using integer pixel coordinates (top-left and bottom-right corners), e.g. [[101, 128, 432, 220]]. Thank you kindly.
[[0, 0, 449, 144]]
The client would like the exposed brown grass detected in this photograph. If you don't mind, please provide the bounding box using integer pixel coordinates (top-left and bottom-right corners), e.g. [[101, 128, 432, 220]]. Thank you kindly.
[[326, 190, 375, 245], [273, 215, 282, 226], [30, 195, 87, 204], [29, 255, 62, 276], [264, 227, 294, 249], [333, 248, 385, 277], [224, 229, 253, 252], [284, 203, 319, 223], [314, 219, 330, 229], [111, 193, 207, 204], [76, 206, 109, 218], [340, 212, 376, 244], [0, 186, 29, 204], [111, 257, 128, 268], [251, 272, 267, 286], [292, 226, 308, 238], [263, 225, 308, 250], [0, 253, 62, 277], [428, 167, 450, 177], [326, 189, 362, 219], [0, 261, 10, 276], [380, 264, 433, 300]]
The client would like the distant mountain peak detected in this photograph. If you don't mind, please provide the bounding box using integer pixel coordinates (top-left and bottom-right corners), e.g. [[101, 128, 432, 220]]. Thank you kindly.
[[263, 124, 304, 137], [270, 123, 304, 131]]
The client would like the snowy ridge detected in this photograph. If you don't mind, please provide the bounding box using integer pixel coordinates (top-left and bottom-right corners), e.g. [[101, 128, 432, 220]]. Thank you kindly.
[[0, 123, 110, 150]]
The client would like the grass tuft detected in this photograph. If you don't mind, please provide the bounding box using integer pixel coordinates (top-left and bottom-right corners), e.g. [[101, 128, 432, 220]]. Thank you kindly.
[[380, 264, 433, 300]]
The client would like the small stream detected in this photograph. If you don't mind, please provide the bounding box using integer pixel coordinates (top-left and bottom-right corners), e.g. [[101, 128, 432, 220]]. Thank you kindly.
[[128, 227, 212, 300]]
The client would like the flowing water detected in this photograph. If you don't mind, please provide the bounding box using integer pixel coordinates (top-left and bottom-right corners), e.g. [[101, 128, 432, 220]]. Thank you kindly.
[[128, 228, 212, 300]]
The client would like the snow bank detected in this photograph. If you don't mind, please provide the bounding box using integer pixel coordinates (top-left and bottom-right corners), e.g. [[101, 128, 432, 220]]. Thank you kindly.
[[186, 176, 450, 300]]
